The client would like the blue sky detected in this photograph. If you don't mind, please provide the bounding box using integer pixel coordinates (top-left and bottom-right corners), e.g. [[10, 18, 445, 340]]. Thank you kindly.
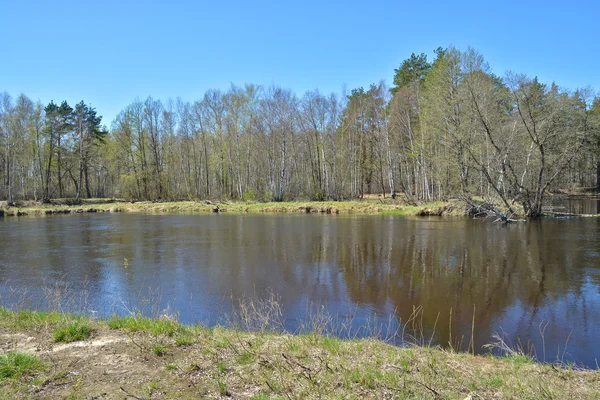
[[1, 0, 598, 125]]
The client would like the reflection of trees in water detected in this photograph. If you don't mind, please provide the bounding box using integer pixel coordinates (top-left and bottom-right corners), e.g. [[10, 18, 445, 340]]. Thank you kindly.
[[334, 219, 591, 352], [174, 216, 596, 356]]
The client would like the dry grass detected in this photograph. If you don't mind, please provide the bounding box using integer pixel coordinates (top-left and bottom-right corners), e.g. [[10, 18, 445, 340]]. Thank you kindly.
[[0, 309, 598, 399], [0, 197, 464, 217]]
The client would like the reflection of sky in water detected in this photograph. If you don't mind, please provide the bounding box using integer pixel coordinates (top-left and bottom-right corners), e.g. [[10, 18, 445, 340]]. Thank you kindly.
[[1, 213, 600, 367], [492, 283, 600, 365]]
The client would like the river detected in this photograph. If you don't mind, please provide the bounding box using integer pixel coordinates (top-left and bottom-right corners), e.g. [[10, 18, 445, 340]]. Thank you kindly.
[[1, 212, 599, 367]]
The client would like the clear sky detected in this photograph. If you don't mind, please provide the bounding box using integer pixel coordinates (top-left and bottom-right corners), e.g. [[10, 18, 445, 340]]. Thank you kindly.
[[1, 0, 598, 125]]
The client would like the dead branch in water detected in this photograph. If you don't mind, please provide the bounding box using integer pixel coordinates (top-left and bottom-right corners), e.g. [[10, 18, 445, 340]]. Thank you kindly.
[[462, 198, 526, 223]]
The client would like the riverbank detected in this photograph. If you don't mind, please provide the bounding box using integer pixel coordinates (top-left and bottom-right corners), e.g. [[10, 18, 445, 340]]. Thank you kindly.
[[0, 310, 598, 399], [0, 198, 463, 217]]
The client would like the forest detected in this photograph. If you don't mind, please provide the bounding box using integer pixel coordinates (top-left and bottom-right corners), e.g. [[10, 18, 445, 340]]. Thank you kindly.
[[1, 46, 599, 218]]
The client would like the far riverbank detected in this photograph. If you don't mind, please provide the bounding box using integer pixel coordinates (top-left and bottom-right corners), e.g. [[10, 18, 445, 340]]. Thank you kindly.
[[0, 198, 462, 217]]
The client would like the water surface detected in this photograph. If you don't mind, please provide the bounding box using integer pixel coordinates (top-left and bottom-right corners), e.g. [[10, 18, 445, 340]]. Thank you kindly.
[[1, 213, 599, 367], [551, 196, 600, 215]]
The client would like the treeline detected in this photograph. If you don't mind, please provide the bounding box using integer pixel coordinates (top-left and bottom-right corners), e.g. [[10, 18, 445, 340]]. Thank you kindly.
[[1, 46, 599, 217], [0, 96, 106, 203]]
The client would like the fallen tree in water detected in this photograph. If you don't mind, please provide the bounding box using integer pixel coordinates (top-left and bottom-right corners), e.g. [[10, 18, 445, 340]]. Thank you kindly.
[[463, 198, 526, 222]]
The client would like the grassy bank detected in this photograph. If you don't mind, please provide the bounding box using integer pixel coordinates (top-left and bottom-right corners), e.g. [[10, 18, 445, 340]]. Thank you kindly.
[[0, 198, 464, 217], [0, 309, 598, 399]]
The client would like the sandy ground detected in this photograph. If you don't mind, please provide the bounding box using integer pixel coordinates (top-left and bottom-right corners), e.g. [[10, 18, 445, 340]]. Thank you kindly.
[[1, 329, 208, 399]]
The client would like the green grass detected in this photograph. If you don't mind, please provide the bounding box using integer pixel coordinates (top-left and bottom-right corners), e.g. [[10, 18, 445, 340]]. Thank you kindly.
[[215, 378, 228, 396], [151, 344, 166, 356], [0, 352, 43, 381], [217, 360, 227, 374], [0, 309, 65, 331], [107, 314, 180, 336], [174, 334, 193, 346], [504, 353, 536, 365], [379, 209, 417, 216], [236, 351, 254, 365], [482, 376, 504, 388], [165, 363, 177, 371], [53, 319, 93, 343], [287, 340, 302, 355], [321, 336, 342, 354], [146, 380, 160, 396]]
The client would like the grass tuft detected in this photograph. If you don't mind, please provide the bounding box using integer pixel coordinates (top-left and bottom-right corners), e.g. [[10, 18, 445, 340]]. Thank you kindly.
[[146, 380, 160, 396], [53, 319, 93, 343], [215, 378, 228, 396], [107, 315, 179, 336], [0, 352, 43, 381], [506, 353, 535, 365], [151, 344, 166, 356], [175, 334, 193, 347], [217, 360, 227, 374]]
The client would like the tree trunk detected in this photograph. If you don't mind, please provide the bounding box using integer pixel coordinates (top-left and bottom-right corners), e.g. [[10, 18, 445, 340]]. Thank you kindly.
[[597, 159, 600, 193], [277, 133, 286, 202], [84, 164, 92, 198], [57, 138, 63, 198], [76, 133, 83, 200]]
